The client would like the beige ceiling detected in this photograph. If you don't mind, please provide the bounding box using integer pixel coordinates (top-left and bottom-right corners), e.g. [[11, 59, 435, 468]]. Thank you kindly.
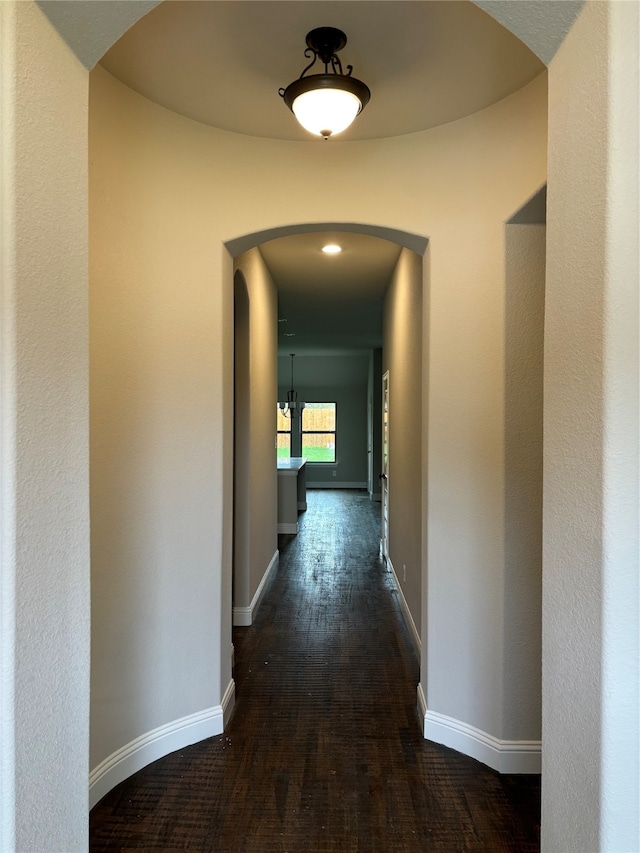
[[101, 0, 544, 142], [101, 1, 544, 355]]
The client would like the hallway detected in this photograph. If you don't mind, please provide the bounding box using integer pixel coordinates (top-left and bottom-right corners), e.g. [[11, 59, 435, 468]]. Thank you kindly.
[[90, 490, 540, 852]]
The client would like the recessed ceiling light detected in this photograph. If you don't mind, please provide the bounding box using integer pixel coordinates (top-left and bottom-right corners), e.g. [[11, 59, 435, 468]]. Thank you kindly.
[[322, 244, 342, 254]]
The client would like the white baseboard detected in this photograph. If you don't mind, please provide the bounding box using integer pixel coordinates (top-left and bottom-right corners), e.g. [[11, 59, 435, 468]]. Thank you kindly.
[[89, 686, 234, 808], [417, 683, 428, 720], [421, 707, 541, 774], [277, 522, 298, 534], [387, 557, 421, 658], [369, 491, 381, 502], [233, 549, 279, 626], [222, 678, 236, 728], [307, 481, 367, 489]]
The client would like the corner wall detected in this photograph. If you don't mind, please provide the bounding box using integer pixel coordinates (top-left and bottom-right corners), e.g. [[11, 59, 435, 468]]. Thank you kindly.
[[503, 220, 544, 743], [233, 249, 278, 624], [383, 248, 423, 646], [0, 4, 89, 850], [544, 2, 639, 849], [89, 65, 232, 801]]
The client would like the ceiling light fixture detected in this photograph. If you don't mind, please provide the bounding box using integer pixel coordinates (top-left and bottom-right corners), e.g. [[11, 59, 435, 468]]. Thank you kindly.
[[279, 27, 370, 140], [279, 353, 305, 419], [322, 243, 342, 254]]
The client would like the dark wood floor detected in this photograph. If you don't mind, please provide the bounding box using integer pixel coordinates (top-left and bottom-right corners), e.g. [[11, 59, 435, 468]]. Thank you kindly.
[[90, 489, 540, 852]]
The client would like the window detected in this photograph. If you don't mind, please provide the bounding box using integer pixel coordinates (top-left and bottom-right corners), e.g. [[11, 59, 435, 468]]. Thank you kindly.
[[277, 407, 292, 459], [302, 403, 336, 463]]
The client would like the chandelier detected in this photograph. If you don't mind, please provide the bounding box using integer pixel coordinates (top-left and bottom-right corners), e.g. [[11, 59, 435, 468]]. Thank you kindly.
[[279, 27, 371, 140], [279, 354, 305, 419]]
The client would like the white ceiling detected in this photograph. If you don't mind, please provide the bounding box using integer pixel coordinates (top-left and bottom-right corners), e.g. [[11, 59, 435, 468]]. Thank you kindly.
[[101, 0, 544, 142], [260, 231, 402, 352], [98, 0, 546, 356]]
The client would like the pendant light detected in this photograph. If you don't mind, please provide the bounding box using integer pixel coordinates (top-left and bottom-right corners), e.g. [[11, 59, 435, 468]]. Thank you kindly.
[[279, 27, 370, 140], [279, 354, 305, 418]]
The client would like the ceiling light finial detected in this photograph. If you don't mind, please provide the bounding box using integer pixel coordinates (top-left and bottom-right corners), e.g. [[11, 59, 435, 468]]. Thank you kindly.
[[279, 27, 371, 140]]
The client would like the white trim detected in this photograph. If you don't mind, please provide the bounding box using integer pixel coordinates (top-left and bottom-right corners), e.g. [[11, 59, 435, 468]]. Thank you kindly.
[[307, 481, 367, 489], [387, 558, 421, 657], [89, 696, 232, 808], [222, 678, 236, 728], [422, 709, 541, 774], [369, 491, 381, 502], [417, 683, 428, 721], [233, 549, 279, 626], [277, 521, 298, 535]]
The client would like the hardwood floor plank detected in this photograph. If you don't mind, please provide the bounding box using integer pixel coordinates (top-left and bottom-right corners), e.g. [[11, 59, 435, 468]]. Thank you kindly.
[[90, 490, 540, 852]]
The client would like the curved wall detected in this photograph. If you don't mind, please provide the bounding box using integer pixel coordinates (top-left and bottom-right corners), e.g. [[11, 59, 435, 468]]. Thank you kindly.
[[7, 3, 639, 852], [88, 60, 547, 792], [232, 249, 278, 625]]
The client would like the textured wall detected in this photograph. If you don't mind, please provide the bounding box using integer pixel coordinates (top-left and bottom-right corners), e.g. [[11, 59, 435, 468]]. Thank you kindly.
[[383, 249, 423, 637], [88, 62, 547, 790], [234, 249, 278, 607], [8, 3, 636, 850], [90, 70, 227, 770], [0, 4, 89, 851], [233, 271, 251, 609], [544, 2, 640, 850], [503, 223, 544, 741]]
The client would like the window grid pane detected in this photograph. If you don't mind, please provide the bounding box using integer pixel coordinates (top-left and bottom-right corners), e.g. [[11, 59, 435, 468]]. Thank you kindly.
[[302, 433, 336, 463], [277, 405, 292, 459], [301, 403, 336, 463], [277, 433, 291, 459], [302, 403, 336, 432]]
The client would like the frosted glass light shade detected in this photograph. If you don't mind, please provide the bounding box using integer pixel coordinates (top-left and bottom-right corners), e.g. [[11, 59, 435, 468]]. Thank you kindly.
[[292, 87, 362, 138]]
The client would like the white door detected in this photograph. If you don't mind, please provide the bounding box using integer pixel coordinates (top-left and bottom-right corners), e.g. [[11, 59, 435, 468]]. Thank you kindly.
[[381, 371, 389, 560]]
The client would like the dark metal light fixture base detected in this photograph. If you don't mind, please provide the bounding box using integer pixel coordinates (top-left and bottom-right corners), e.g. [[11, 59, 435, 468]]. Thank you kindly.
[[279, 26, 371, 138], [305, 27, 347, 64]]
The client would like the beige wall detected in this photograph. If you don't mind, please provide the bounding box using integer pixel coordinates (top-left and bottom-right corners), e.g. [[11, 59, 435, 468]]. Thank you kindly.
[[0, 4, 89, 850], [89, 67, 230, 780], [234, 249, 278, 616], [87, 61, 547, 791], [233, 271, 251, 615], [544, 2, 639, 849], [503, 222, 544, 741], [383, 248, 423, 640], [5, 3, 639, 850]]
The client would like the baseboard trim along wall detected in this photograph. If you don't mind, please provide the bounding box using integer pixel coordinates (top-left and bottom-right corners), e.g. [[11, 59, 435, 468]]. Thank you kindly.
[[307, 481, 367, 489], [222, 678, 236, 728], [420, 705, 542, 774], [233, 549, 279, 626], [387, 557, 421, 657], [277, 522, 298, 534], [89, 684, 235, 808]]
